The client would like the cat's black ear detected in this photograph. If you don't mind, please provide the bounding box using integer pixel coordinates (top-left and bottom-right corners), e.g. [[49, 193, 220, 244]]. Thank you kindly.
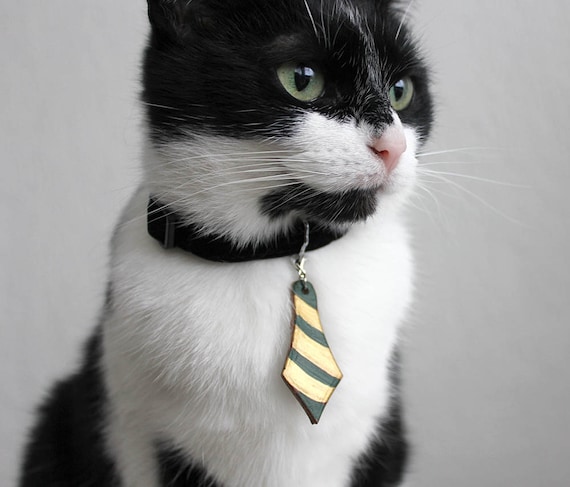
[[147, 0, 193, 45]]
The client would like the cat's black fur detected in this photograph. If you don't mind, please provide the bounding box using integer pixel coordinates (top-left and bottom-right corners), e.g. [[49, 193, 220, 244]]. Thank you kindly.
[[144, 0, 432, 141], [20, 0, 433, 485], [19, 330, 117, 486]]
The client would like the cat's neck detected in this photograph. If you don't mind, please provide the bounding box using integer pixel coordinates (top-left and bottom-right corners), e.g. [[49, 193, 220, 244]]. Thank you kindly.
[[147, 197, 346, 262]]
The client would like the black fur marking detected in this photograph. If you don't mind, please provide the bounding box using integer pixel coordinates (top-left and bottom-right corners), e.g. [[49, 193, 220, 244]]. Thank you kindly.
[[148, 197, 346, 261], [147, 0, 192, 48], [261, 182, 378, 224], [158, 446, 220, 487], [350, 401, 408, 487], [143, 0, 433, 143], [19, 330, 120, 487]]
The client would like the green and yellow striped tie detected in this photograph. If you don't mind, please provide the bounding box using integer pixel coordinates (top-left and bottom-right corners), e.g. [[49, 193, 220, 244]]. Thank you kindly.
[[282, 280, 343, 424]]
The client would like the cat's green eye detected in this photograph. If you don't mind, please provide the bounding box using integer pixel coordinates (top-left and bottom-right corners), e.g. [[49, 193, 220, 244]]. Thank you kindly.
[[276, 62, 325, 102], [389, 77, 414, 111]]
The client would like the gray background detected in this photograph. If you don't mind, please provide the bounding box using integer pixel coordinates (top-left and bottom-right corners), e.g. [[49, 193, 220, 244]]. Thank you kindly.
[[1, 1, 569, 485]]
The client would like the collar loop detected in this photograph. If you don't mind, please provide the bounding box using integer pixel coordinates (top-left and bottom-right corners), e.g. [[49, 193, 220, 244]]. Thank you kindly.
[[147, 197, 345, 262]]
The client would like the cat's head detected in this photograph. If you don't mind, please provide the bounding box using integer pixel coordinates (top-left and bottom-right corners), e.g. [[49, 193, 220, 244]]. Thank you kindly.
[[143, 0, 433, 246]]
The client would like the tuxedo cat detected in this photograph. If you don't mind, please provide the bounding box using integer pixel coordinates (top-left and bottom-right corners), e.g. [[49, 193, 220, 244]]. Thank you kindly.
[[20, 1, 433, 486]]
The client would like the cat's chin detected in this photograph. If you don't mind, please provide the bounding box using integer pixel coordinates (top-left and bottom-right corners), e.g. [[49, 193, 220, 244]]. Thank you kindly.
[[260, 183, 380, 226]]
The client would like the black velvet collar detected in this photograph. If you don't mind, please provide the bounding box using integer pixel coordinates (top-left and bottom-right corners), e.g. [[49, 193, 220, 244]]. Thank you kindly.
[[147, 198, 345, 262]]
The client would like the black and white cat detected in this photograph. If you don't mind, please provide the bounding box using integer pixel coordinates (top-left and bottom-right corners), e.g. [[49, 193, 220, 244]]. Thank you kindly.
[[20, 0, 433, 486]]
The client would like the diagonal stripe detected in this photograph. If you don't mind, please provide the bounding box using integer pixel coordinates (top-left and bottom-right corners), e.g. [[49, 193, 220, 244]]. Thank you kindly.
[[293, 294, 323, 332], [288, 348, 341, 388], [291, 325, 342, 380], [282, 358, 336, 404], [295, 390, 326, 425], [295, 315, 328, 348]]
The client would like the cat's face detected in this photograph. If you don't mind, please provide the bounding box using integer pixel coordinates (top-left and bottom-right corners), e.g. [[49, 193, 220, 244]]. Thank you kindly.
[[143, 0, 433, 245]]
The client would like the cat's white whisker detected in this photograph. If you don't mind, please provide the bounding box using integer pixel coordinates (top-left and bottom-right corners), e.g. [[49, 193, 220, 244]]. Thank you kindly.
[[404, 197, 431, 219], [156, 149, 298, 165], [303, 0, 321, 41], [262, 184, 315, 213], [148, 175, 313, 208], [419, 160, 492, 167], [140, 102, 181, 111], [229, 181, 305, 195], [220, 166, 327, 177], [412, 180, 450, 222], [419, 168, 529, 188], [416, 146, 494, 157], [395, 0, 414, 41], [419, 170, 526, 226]]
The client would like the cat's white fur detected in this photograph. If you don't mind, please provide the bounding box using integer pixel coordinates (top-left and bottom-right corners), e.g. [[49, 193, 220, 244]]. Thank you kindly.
[[102, 112, 419, 487]]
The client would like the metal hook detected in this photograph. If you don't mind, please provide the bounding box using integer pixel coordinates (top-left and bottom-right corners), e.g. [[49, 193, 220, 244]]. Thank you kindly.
[[294, 222, 310, 291], [298, 221, 310, 261]]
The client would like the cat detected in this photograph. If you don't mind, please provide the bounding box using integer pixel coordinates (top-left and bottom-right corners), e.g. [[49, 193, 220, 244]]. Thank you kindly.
[[19, 0, 433, 486]]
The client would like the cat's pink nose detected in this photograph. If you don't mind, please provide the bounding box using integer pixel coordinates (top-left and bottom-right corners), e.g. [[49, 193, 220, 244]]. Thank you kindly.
[[369, 125, 407, 174]]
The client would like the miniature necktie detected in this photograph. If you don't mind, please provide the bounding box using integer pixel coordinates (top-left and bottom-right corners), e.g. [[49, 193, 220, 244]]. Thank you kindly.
[[281, 224, 343, 424]]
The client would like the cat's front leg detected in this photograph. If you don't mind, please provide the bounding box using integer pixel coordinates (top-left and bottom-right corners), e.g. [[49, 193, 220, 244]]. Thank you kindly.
[[103, 323, 161, 487], [105, 401, 161, 487]]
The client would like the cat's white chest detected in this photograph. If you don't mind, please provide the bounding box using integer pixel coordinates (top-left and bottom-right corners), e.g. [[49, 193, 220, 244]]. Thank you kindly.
[[103, 190, 413, 487]]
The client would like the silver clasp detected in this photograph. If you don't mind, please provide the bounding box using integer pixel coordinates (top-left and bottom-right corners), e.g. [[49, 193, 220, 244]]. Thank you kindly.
[[293, 222, 310, 290]]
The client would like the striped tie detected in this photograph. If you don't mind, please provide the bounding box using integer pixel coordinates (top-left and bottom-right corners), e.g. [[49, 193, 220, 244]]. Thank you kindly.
[[282, 280, 343, 424]]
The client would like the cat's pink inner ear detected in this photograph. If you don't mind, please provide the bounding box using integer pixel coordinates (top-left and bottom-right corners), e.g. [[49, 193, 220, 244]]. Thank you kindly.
[[369, 125, 407, 174]]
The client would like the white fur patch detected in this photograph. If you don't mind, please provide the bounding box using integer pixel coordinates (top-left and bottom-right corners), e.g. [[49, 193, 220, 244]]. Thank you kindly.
[[143, 111, 417, 246], [104, 111, 419, 486], [104, 190, 414, 486], [286, 111, 417, 194]]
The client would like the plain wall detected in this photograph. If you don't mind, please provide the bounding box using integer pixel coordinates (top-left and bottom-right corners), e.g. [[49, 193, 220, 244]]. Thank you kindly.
[[1, 1, 569, 486]]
